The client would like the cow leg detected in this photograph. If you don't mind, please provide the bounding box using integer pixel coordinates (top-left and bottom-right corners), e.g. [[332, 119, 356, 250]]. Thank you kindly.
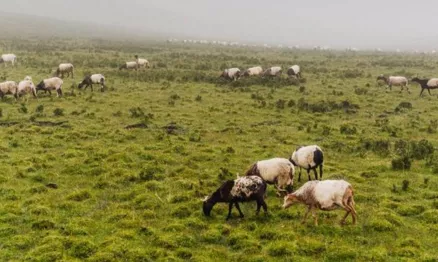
[[235, 202, 244, 218], [226, 202, 234, 220]]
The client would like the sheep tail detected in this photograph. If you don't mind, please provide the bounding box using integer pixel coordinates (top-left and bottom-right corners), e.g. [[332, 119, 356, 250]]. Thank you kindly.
[[245, 163, 260, 177]]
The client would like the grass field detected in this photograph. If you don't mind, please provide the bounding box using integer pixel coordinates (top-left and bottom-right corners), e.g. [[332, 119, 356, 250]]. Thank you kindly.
[[1, 38, 438, 261]]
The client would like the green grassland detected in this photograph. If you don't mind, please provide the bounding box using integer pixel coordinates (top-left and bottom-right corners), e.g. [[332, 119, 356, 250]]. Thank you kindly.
[[1, 38, 438, 261]]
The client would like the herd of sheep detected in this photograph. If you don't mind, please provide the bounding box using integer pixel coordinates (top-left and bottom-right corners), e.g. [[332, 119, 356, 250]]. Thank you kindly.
[[220, 65, 301, 81], [6, 49, 437, 226], [202, 145, 357, 226], [0, 54, 151, 99]]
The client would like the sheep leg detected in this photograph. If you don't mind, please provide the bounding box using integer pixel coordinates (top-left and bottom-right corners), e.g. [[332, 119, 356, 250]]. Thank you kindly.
[[348, 199, 357, 224], [311, 207, 318, 226], [48, 90, 52, 96], [307, 167, 311, 181], [406, 85, 411, 94], [260, 199, 268, 214], [340, 209, 351, 225], [234, 202, 244, 218], [428, 88, 431, 96], [302, 206, 311, 224], [298, 168, 302, 182], [256, 200, 261, 214], [90, 84, 94, 92], [313, 168, 318, 180], [226, 202, 234, 220]]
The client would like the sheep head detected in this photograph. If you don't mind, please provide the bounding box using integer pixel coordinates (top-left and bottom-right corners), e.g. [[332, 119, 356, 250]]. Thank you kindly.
[[282, 194, 298, 209]]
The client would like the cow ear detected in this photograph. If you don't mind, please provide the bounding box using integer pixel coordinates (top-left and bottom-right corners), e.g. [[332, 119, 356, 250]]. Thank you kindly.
[[219, 180, 234, 198]]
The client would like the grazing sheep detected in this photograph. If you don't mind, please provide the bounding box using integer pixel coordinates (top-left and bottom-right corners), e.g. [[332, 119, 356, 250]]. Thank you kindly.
[[119, 61, 138, 70], [243, 66, 263, 77], [283, 180, 357, 226], [262, 66, 282, 78], [0, 54, 17, 67], [376, 75, 410, 93], [55, 63, 74, 78], [0, 81, 18, 99], [289, 145, 324, 182], [220, 68, 241, 81], [245, 158, 295, 195], [78, 74, 105, 92], [134, 55, 150, 69], [411, 77, 438, 96], [202, 176, 267, 220], [17, 80, 37, 98], [287, 65, 301, 78], [36, 77, 63, 97]]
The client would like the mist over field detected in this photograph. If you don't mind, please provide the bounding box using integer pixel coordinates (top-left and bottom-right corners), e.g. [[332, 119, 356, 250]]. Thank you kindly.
[[3, 0, 438, 49]]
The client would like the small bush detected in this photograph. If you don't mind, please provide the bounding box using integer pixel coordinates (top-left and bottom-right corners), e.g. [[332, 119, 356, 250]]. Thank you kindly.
[[392, 156, 412, 170], [70, 240, 97, 259], [395, 101, 412, 113], [340, 124, 357, 135], [53, 108, 64, 116]]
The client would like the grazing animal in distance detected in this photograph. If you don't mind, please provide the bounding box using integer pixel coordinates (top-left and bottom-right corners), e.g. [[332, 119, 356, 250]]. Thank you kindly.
[[17, 79, 37, 98], [283, 180, 357, 226], [262, 66, 282, 78], [36, 77, 63, 97], [78, 74, 106, 92], [243, 66, 263, 77], [0, 81, 18, 99], [289, 145, 324, 182], [0, 54, 17, 67], [376, 75, 409, 93], [220, 68, 241, 81], [411, 77, 438, 96], [119, 61, 138, 70], [287, 65, 301, 78], [55, 63, 74, 78], [245, 158, 295, 195], [202, 176, 267, 220], [134, 55, 150, 69]]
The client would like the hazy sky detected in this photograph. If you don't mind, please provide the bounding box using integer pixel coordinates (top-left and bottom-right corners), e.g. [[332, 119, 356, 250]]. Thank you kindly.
[[3, 0, 438, 49]]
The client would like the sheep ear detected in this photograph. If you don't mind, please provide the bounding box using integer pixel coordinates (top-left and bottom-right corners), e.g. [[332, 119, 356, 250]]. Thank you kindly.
[[219, 180, 234, 198], [236, 173, 240, 179]]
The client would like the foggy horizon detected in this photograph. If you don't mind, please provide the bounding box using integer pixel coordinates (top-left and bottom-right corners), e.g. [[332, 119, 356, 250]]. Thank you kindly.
[[3, 0, 438, 50]]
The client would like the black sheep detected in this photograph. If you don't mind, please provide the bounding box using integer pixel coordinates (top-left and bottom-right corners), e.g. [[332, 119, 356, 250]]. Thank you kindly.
[[202, 176, 267, 220]]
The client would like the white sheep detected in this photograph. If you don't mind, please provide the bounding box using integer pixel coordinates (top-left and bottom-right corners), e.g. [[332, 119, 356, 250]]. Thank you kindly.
[[245, 158, 295, 195], [56, 63, 74, 78], [287, 65, 301, 78], [0, 81, 18, 99], [220, 68, 241, 81], [134, 55, 150, 69], [262, 66, 282, 77], [17, 80, 37, 98], [376, 75, 409, 93], [290, 145, 324, 182], [36, 77, 63, 97], [119, 61, 138, 70], [78, 74, 105, 92], [243, 66, 263, 77], [283, 180, 357, 226], [0, 54, 17, 67]]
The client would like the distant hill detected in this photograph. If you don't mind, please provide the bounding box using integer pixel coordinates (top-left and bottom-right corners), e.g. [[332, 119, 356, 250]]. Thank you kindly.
[[0, 12, 165, 41]]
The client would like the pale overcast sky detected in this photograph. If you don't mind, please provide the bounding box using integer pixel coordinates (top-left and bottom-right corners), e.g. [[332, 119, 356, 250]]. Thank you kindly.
[[2, 0, 438, 49]]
